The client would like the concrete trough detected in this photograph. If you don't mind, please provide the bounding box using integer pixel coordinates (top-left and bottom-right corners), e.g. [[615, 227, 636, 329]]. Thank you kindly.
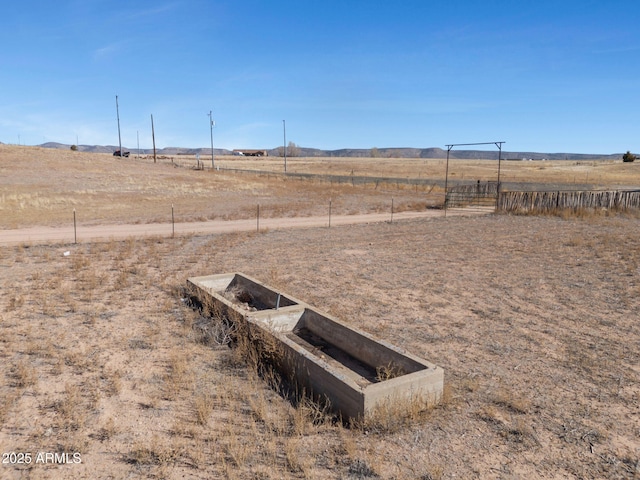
[[188, 272, 301, 312], [187, 272, 444, 420]]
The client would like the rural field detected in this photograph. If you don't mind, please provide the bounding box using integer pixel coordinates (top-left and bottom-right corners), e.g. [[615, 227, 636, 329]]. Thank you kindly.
[[1, 145, 639, 479]]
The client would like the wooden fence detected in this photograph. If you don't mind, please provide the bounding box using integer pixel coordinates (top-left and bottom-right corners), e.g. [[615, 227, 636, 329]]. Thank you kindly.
[[498, 190, 640, 213]]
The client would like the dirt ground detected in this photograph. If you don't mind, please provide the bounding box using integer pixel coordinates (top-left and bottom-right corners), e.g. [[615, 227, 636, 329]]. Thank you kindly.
[[2, 145, 639, 230], [0, 145, 438, 229], [1, 145, 639, 478], [1, 211, 639, 479]]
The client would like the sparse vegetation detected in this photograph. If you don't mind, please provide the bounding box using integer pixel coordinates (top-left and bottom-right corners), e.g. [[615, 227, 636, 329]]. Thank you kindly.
[[375, 362, 404, 381], [623, 150, 636, 162], [1, 145, 639, 478]]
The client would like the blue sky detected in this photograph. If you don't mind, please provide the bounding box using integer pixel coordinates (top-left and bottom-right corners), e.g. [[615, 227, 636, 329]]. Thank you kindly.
[[1, 0, 639, 153]]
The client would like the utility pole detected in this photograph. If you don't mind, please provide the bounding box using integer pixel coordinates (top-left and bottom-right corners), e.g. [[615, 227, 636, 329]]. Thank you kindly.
[[151, 114, 157, 163], [283, 119, 287, 172], [208, 111, 215, 168], [115, 95, 122, 156]]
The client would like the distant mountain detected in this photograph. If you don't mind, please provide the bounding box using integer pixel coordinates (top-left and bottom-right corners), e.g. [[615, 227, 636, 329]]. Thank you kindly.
[[36, 142, 621, 161], [270, 146, 620, 160]]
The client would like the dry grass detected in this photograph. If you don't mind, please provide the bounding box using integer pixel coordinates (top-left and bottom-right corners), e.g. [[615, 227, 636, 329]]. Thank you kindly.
[[0, 145, 437, 229], [2, 215, 638, 478], [3, 145, 639, 230], [211, 154, 638, 187], [1, 145, 640, 478]]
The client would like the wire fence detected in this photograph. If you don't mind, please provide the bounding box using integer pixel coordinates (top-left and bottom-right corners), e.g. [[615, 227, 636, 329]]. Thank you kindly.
[[216, 166, 442, 192], [129, 157, 640, 216]]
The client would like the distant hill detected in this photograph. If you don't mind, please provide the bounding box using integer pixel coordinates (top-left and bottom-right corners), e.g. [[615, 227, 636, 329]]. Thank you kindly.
[[36, 142, 621, 161], [273, 147, 621, 161], [38, 142, 233, 156]]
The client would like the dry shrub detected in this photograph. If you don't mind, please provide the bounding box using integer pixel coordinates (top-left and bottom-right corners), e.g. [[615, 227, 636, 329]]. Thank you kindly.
[[421, 465, 445, 480], [5, 294, 24, 312], [438, 382, 456, 408], [267, 265, 287, 290], [58, 431, 87, 454], [194, 392, 214, 425], [501, 417, 536, 444], [100, 417, 117, 441], [102, 368, 122, 396], [64, 348, 92, 373], [393, 200, 429, 213], [0, 392, 20, 424], [491, 386, 532, 414], [375, 362, 404, 382], [246, 387, 271, 426], [477, 404, 503, 425], [183, 285, 238, 347], [171, 417, 198, 439], [353, 392, 438, 434], [52, 383, 86, 431], [290, 393, 333, 436], [129, 337, 153, 350], [51, 356, 64, 376], [12, 359, 38, 388], [347, 458, 380, 478], [86, 376, 102, 410], [70, 253, 91, 271], [285, 437, 313, 474], [200, 312, 238, 347], [564, 235, 585, 247], [127, 435, 178, 466], [223, 429, 250, 467], [337, 425, 358, 462], [220, 311, 283, 375], [477, 404, 538, 447], [188, 439, 207, 470], [164, 348, 195, 400]]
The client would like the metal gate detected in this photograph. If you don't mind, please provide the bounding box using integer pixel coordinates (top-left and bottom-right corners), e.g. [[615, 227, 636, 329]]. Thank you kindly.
[[445, 181, 499, 212]]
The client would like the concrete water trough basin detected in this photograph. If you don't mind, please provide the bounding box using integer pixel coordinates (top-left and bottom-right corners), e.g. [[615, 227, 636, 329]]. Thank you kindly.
[[188, 272, 302, 313], [187, 273, 444, 420]]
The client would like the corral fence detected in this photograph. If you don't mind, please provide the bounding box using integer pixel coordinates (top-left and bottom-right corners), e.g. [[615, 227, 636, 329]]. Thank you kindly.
[[497, 189, 640, 213], [445, 183, 640, 214]]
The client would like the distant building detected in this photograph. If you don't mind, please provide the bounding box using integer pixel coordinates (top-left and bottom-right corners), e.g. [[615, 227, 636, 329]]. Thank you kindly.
[[232, 149, 268, 157]]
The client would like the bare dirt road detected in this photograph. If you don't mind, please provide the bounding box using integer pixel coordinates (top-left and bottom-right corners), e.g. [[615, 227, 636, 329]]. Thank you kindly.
[[0, 207, 490, 246]]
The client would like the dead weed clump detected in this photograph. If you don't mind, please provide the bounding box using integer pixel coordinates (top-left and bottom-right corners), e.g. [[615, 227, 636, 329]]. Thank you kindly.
[[375, 362, 404, 382], [126, 435, 179, 466], [163, 348, 194, 400], [476, 404, 538, 447], [11, 359, 38, 388], [490, 386, 532, 414], [51, 383, 88, 432], [352, 393, 439, 435], [0, 392, 20, 424], [193, 392, 215, 426]]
